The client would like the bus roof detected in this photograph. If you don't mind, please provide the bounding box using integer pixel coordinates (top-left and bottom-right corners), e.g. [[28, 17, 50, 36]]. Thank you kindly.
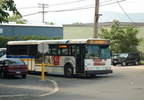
[[7, 38, 110, 45]]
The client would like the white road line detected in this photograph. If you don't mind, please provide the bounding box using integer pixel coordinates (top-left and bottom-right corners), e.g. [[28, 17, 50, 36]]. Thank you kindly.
[[0, 75, 59, 98], [38, 78, 59, 97]]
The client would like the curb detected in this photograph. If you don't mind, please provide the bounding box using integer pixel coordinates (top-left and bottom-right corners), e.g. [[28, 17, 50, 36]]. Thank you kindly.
[[0, 75, 59, 99]]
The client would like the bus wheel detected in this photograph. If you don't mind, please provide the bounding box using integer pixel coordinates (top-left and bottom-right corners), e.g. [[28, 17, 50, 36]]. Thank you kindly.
[[64, 65, 73, 78]]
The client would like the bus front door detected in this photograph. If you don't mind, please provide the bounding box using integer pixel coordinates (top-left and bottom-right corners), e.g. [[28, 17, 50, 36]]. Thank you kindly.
[[76, 45, 85, 74]]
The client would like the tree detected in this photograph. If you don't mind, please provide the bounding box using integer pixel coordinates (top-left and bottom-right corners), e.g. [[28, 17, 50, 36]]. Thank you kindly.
[[20, 35, 62, 40], [8, 14, 27, 24], [0, 0, 21, 23], [72, 22, 83, 24], [44, 22, 55, 25], [0, 35, 18, 47], [99, 20, 140, 54], [20, 35, 50, 40], [52, 36, 61, 40]]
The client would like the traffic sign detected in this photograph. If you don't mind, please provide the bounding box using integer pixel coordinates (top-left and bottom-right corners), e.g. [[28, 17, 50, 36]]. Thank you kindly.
[[38, 42, 49, 54]]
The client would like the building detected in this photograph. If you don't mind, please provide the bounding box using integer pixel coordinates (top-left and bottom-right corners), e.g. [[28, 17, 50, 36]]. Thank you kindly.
[[0, 24, 63, 39], [63, 22, 144, 54], [63, 22, 144, 39]]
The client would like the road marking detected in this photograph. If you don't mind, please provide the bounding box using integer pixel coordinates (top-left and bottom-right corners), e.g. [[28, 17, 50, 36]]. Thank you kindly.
[[38, 78, 59, 97], [0, 75, 59, 98], [28, 75, 60, 97], [0, 94, 29, 98]]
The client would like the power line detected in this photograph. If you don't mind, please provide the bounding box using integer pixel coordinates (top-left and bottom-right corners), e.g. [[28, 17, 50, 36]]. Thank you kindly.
[[23, 12, 39, 17], [115, 0, 136, 26], [17, 0, 86, 9], [100, 0, 113, 4], [22, 0, 125, 17], [46, 0, 126, 12], [101, 0, 126, 6], [17, 0, 117, 9], [18, 0, 124, 11], [18, 6, 37, 9], [49, 0, 86, 6]]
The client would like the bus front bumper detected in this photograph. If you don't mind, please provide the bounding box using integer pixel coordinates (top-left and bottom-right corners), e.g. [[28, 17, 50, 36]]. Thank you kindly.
[[85, 70, 113, 75]]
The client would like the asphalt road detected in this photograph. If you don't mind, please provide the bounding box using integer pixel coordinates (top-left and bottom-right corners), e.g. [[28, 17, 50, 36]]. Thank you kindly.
[[0, 65, 144, 100]]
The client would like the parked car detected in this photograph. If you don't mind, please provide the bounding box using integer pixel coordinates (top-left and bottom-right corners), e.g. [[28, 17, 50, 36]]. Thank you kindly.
[[112, 52, 141, 66], [0, 48, 6, 58], [0, 58, 28, 79]]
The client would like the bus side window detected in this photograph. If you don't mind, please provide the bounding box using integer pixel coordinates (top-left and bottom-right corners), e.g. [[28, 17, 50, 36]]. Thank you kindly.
[[51, 45, 57, 55], [72, 45, 75, 56], [62, 49, 68, 55], [52, 49, 57, 54]]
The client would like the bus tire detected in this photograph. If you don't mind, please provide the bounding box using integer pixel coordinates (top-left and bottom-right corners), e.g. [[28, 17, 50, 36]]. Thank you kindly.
[[64, 64, 73, 78]]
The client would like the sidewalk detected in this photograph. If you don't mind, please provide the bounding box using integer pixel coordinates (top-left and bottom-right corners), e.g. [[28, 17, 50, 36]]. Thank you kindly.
[[0, 75, 59, 100]]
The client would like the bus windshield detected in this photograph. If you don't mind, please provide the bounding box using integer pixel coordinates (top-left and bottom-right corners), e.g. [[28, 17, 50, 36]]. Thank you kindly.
[[85, 45, 111, 59]]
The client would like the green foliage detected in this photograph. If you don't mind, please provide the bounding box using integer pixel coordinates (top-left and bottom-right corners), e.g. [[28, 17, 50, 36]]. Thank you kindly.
[[44, 22, 55, 25], [72, 22, 83, 24], [20, 35, 62, 40], [0, 0, 21, 23], [20, 35, 50, 40], [8, 14, 27, 24], [52, 36, 61, 40], [0, 35, 18, 47], [0, 35, 61, 47], [99, 20, 140, 54]]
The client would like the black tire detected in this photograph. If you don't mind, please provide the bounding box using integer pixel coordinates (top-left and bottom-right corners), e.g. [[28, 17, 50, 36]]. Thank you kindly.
[[134, 60, 139, 65], [22, 74, 27, 79], [1, 72, 5, 79], [90, 74, 96, 77], [64, 65, 73, 78], [113, 63, 117, 66], [121, 61, 127, 66]]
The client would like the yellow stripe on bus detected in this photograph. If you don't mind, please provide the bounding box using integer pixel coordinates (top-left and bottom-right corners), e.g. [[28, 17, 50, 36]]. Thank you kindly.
[[21, 59, 35, 61], [35, 63, 54, 66]]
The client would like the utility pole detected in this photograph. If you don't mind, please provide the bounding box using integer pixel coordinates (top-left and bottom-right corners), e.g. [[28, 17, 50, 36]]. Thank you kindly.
[[38, 3, 48, 23], [93, 0, 100, 38]]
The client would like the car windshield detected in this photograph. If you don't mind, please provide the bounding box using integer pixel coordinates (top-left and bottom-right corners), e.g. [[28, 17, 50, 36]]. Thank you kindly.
[[118, 53, 128, 58], [0, 50, 6, 57], [85, 45, 111, 59], [5, 59, 25, 65]]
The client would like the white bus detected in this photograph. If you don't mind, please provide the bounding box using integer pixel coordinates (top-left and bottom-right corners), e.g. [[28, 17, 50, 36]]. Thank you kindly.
[[7, 38, 112, 77]]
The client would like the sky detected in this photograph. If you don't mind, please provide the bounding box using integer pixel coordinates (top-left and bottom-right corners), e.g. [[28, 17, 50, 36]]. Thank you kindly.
[[14, 0, 144, 25]]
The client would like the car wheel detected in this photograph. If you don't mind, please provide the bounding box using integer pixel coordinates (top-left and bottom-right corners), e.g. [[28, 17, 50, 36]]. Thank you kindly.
[[113, 63, 117, 66], [90, 74, 96, 77], [22, 74, 27, 79], [121, 61, 127, 66], [1, 72, 5, 79], [134, 60, 139, 65], [64, 65, 73, 78]]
